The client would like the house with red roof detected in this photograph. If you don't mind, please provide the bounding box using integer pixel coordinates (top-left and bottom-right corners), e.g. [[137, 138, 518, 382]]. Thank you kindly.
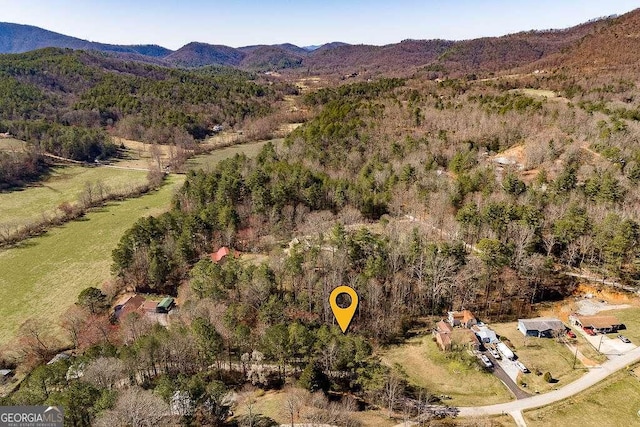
[[210, 247, 240, 263]]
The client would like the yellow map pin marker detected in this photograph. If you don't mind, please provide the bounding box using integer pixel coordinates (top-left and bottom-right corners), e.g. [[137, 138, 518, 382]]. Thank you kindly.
[[330, 285, 359, 333]]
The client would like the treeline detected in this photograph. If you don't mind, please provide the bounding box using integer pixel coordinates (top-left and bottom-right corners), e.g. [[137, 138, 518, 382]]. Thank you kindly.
[[3, 122, 116, 161], [0, 48, 280, 161], [0, 148, 48, 189]]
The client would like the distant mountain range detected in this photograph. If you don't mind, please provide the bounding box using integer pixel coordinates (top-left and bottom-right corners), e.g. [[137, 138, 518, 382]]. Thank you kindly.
[[1, 11, 639, 76], [0, 22, 346, 71], [0, 22, 171, 57]]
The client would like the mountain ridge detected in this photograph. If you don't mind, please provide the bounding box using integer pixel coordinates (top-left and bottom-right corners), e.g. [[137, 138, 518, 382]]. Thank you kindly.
[[0, 11, 638, 74]]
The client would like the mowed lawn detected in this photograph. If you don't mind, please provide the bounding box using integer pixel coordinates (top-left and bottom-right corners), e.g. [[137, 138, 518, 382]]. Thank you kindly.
[[0, 165, 148, 233], [524, 366, 640, 426], [491, 322, 584, 393], [0, 174, 184, 348], [379, 336, 512, 406]]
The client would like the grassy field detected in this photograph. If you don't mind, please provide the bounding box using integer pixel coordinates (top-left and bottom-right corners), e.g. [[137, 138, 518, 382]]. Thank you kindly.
[[379, 336, 512, 406], [0, 174, 184, 348], [524, 365, 640, 427], [233, 389, 397, 427], [491, 322, 584, 393], [0, 165, 148, 233], [186, 139, 281, 171], [0, 138, 26, 151]]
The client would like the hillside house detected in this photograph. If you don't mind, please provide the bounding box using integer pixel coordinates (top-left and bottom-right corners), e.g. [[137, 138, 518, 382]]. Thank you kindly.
[[518, 317, 565, 338], [569, 314, 625, 334], [141, 300, 159, 314], [448, 310, 477, 328]]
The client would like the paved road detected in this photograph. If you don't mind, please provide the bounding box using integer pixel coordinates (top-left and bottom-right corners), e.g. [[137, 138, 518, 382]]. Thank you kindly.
[[458, 346, 640, 417], [484, 352, 530, 400]]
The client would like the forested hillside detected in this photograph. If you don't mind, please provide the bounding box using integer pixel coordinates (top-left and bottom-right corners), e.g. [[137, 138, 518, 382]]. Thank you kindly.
[[17, 69, 635, 423], [0, 22, 172, 57], [0, 48, 284, 186], [0, 12, 625, 77], [5, 8, 640, 427]]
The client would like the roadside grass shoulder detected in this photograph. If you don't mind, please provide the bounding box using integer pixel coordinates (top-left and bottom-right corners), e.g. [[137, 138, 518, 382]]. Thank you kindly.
[[491, 322, 584, 393], [524, 366, 640, 427], [379, 336, 512, 406], [0, 175, 184, 348]]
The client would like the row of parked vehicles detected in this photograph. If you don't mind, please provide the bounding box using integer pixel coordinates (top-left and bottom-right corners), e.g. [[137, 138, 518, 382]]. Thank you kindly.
[[578, 326, 632, 344], [478, 342, 529, 373]]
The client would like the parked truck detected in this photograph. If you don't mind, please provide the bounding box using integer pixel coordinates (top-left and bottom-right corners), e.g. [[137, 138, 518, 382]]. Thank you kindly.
[[496, 342, 515, 360]]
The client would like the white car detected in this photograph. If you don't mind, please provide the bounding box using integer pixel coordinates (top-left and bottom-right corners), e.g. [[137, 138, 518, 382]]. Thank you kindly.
[[480, 355, 493, 368], [515, 361, 529, 373], [489, 348, 501, 359]]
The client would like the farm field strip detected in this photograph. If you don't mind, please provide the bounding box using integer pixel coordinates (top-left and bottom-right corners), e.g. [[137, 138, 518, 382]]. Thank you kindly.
[[0, 165, 148, 233], [0, 175, 184, 348]]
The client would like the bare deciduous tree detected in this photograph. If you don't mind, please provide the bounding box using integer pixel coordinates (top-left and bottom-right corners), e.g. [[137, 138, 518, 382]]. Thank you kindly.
[[82, 356, 126, 389], [94, 387, 170, 427]]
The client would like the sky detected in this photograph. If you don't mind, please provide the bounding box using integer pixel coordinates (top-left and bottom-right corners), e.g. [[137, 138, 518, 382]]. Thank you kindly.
[[0, 0, 638, 49]]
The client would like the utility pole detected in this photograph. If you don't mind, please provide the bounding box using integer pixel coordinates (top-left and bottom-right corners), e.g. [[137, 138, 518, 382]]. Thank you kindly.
[[572, 345, 578, 369], [598, 333, 604, 353]]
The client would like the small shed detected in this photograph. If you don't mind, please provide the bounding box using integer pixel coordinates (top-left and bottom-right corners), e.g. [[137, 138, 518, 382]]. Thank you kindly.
[[569, 314, 625, 334], [156, 297, 175, 313], [518, 317, 565, 338], [0, 369, 13, 384], [471, 324, 498, 344], [47, 353, 70, 365]]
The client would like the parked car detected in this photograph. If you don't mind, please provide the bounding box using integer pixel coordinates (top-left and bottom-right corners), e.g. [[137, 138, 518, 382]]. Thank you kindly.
[[515, 361, 529, 373], [583, 327, 596, 336], [480, 355, 493, 368], [618, 335, 631, 343], [566, 329, 576, 338], [488, 348, 501, 359]]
